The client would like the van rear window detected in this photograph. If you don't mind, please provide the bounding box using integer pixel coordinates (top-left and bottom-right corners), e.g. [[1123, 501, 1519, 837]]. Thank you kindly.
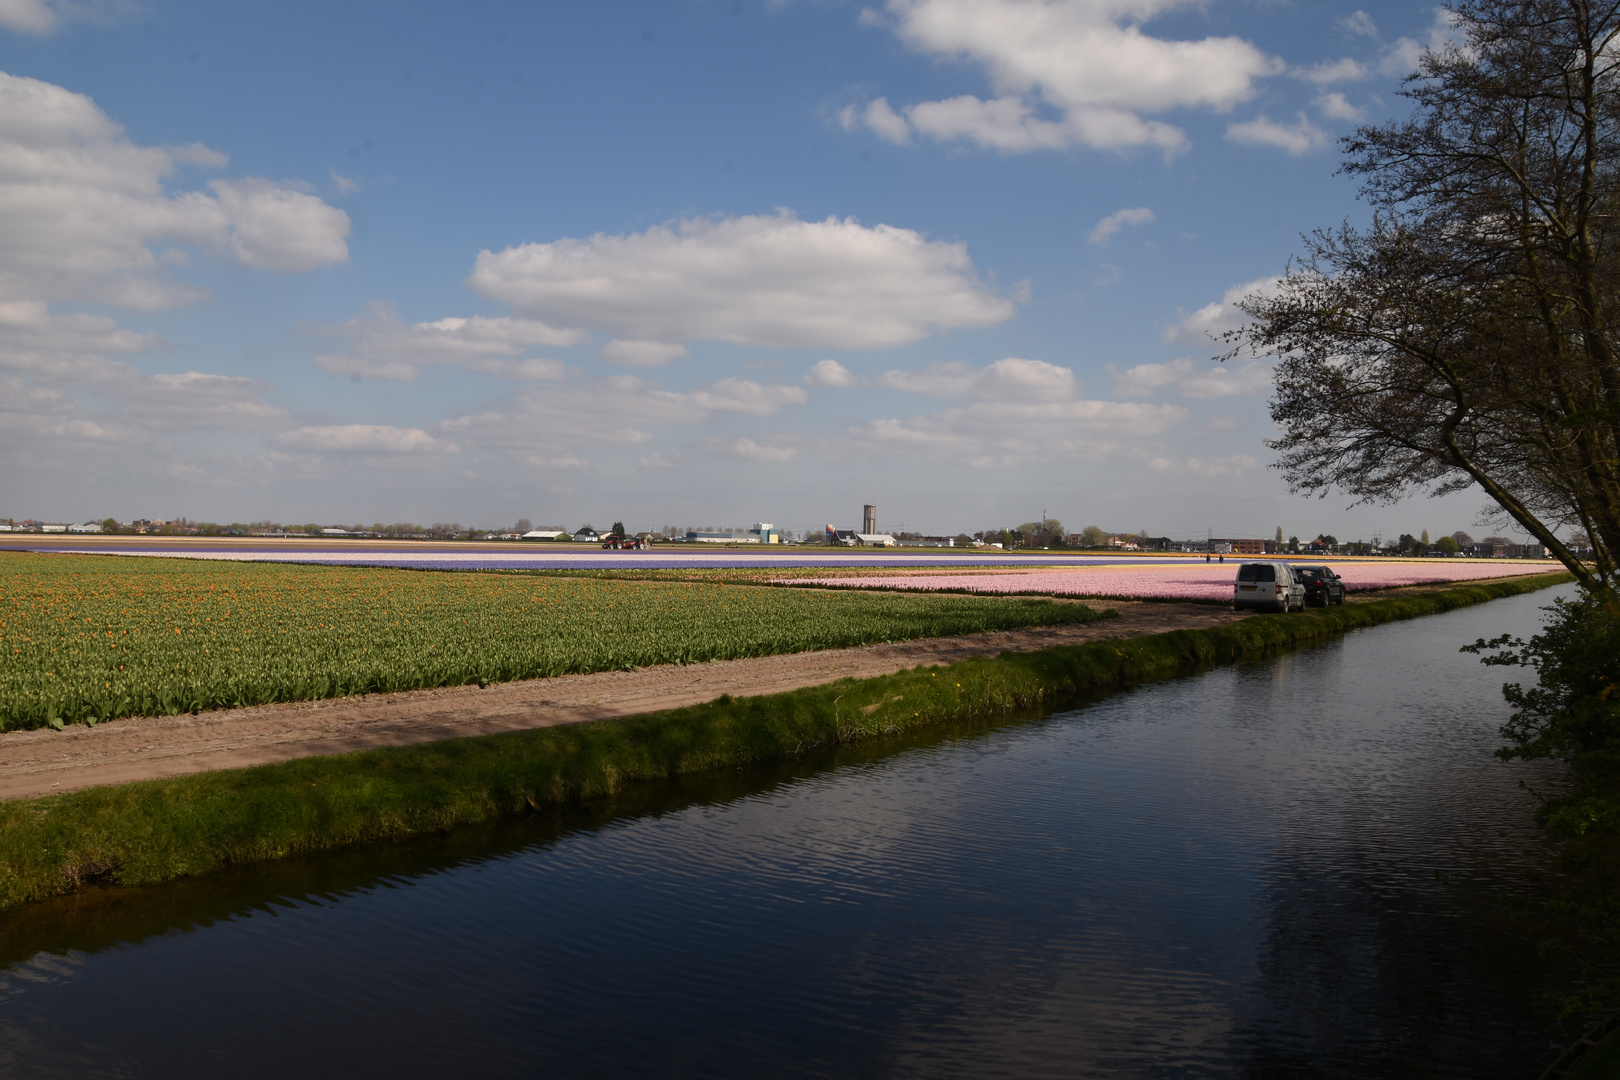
[[1237, 564, 1274, 583]]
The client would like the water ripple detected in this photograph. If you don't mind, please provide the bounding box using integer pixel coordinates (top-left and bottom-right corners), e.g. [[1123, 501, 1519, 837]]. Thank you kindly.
[[0, 586, 1576, 1078]]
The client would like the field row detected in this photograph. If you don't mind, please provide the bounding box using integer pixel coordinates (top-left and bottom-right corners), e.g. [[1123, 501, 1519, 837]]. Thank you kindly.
[[0, 553, 1103, 731], [773, 560, 1562, 602]]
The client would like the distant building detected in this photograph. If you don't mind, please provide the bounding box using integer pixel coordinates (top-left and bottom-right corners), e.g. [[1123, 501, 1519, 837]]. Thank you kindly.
[[686, 530, 755, 543], [67, 522, 102, 533], [824, 518, 894, 546], [522, 530, 567, 540], [41, 523, 67, 533], [1213, 538, 1265, 555], [572, 527, 601, 543], [683, 522, 780, 544]]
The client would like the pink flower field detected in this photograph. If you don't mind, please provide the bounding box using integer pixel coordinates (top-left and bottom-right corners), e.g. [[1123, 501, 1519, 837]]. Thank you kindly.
[[776, 560, 1563, 602]]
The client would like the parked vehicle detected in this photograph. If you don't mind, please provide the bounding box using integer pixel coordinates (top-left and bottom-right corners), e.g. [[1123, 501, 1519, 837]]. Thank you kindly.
[[600, 535, 650, 550], [1296, 565, 1346, 607], [1233, 562, 1306, 612]]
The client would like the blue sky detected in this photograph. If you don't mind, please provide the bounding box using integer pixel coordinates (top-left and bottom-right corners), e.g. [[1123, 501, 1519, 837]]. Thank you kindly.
[[0, 0, 1498, 542]]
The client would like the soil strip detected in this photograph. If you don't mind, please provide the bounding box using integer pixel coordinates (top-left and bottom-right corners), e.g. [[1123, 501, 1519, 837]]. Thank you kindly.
[[0, 602, 1245, 799]]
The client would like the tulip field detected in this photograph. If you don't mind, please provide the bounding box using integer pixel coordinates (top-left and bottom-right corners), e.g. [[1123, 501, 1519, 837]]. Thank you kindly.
[[776, 559, 1564, 602], [0, 552, 1103, 732]]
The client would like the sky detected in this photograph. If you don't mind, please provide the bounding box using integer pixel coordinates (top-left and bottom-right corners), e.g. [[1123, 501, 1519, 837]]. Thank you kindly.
[[0, 0, 1509, 543]]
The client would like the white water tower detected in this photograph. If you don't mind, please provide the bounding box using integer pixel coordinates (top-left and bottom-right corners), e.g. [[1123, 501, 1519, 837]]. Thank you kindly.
[[862, 504, 877, 534]]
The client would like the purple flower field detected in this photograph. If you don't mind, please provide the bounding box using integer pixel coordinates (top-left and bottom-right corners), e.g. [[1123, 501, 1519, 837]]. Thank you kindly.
[[3, 543, 1566, 596], [22, 544, 1173, 572]]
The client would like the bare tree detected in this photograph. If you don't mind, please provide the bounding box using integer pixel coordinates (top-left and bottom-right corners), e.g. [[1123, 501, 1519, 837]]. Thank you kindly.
[[1232, 0, 1620, 590]]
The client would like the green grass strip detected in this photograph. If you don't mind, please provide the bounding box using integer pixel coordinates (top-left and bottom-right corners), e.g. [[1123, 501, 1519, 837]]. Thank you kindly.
[[0, 571, 1572, 912]]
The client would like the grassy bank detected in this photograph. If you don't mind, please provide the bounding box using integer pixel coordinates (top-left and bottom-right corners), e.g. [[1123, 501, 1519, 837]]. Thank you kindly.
[[0, 571, 1572, 912]]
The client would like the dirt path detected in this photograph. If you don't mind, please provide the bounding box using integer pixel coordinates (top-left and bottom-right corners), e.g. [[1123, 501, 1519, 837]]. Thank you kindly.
[[0, 602, 1249, 799]]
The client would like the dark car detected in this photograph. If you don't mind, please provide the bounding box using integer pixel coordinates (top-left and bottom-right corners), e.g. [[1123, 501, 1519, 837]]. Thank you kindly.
[[1296, 565, 1346, 606]]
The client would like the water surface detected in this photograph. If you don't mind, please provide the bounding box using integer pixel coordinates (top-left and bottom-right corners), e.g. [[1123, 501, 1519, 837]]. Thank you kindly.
[[0, 586, 1575, 1078]]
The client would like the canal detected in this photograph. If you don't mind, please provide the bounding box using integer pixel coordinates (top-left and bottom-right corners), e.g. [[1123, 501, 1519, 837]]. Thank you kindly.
[[0, 586, 1577, 1078]]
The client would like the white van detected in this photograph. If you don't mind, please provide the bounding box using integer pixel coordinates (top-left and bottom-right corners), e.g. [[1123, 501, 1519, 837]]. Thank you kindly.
[[1233, 562, 1306, 612]]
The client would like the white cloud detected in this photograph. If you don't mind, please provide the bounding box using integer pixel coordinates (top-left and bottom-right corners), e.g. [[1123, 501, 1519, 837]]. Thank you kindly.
[[1314, 92, 1367, 123], [1294, 57, 1369, 86], [0, 300, 158, 366], [0, 0, 61, 33], [847, 0, 1283, 154], [730, 437, 797, 463], [841, 97, 911, 144], [126, 371, 291, 429], [209, 179, 351, 273], [597, 339, 690, 367], [1111, 356, 1273, 399], [904, 94, 1188, 154], [311, 302, 578, 382], [1163, 277, 1280, 345], [330, 171, 360, 194], [860, 396, 1187, 468], [276, 425, 452, 455], [1146, 452, 1259, 476], [1380, 38, 1425, 78], [312, 354, 419, 382], [1380, 10, 1463, 78], [1336, 11, 1378, 38], [1225, 113, 1329, 155], [1087, 206, 1153, 246], [689, 377, 810, 416], [0, 71, 349, 310], [881, 361, 978, 398], [169, 142, 229, 168], [806, 358, 857, 387], [468, 211, 1014, 349], [881, 356, 1077, 401], [436, 374, 810, 463], [0, 358, 290, 451], [519, 453, 589, 470], [637, 450, 679, 468]]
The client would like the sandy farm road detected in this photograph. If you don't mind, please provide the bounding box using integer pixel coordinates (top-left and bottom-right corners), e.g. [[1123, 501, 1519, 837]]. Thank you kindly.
[[0, 601, 1251, 800]]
